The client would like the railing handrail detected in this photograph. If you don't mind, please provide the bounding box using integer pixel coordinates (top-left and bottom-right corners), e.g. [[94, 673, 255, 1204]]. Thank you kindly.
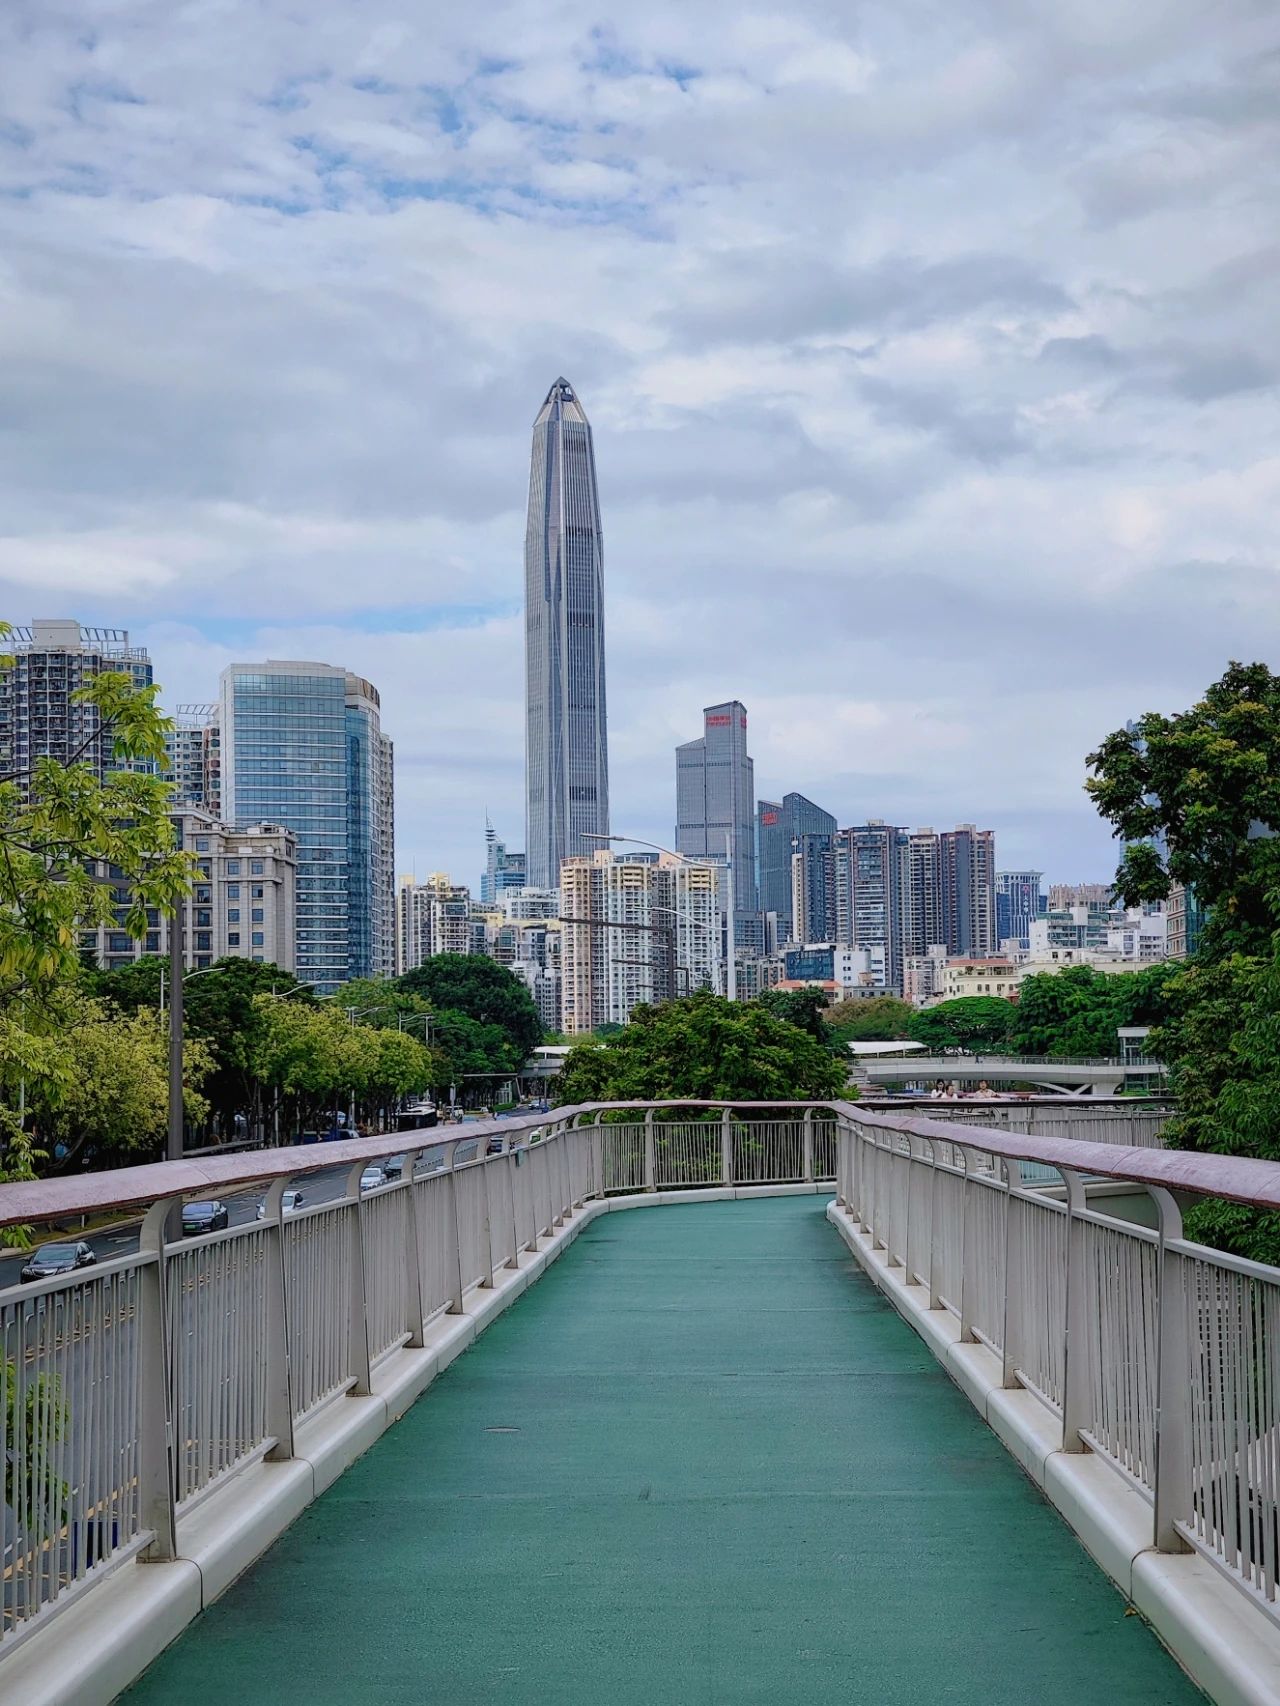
[[3, 1095, 1277, 1226], [840, 1101, 1280, 1213], [0, 1102, 836, 1230]]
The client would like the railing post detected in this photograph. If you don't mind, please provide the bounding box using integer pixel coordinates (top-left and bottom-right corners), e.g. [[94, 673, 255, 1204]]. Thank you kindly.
[[479, 1150, 496, 1283], [401, 1157, 427, 1345], [445, 1144, 468, 1304], [1060, 1166, 1091, 1452], [344, 1162, 373, 1396], [958, 1147, 978, 1344], [1000, 1162, 1023, 1390], [503, 1143, 520, 1268], [1150, 1186, 1192, 1552], [927, 1142, 945, 1310], [644, 1109, 656, 1193], [137, 1196, 178, 1562], [261, 1176, 297, 1456], [802, 1109, 814, 1183], [720, 1107, 733, 1187]]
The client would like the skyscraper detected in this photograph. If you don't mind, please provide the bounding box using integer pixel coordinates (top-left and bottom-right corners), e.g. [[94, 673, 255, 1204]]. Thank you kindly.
[[524, 377, 609, 888], [481, 820, 527, 904], [833, 822, 910, 991], [0, 620, 155, 798], [757, 793, 835, 927], [675, 701, 757, 912], [995, 869, 1044, 948], [220, 660, 395, 992], [939, 826, 997, 957]]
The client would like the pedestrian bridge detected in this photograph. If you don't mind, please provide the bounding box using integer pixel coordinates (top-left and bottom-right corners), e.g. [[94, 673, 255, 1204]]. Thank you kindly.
[[1, 1102, 1277, 1704], [854, 1052, 1165, 1095]]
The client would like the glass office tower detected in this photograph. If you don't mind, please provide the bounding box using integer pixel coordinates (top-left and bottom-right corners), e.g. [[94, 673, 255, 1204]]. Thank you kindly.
[[220, 660, 394, 992], [524, 377, 610, 889]]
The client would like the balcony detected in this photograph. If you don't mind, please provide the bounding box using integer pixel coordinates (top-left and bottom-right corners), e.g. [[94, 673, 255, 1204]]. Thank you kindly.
[[0, 1103, 1276, 1704]]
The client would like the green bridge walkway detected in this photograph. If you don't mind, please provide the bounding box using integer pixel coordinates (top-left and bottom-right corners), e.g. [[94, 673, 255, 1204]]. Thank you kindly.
[[125, 1197, 1203, 1704]]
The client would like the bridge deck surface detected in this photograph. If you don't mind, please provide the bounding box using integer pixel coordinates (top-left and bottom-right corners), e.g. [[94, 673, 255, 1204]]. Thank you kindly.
[[124, 1197, 1202, 1704]]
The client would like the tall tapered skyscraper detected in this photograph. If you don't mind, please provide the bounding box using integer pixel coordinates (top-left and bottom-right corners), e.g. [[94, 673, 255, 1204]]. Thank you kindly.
[[524, 377, 610, 887]]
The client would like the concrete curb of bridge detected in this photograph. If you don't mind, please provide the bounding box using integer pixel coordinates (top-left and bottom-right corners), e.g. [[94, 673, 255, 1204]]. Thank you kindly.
[[826, 1199, 1280, 1706], [5, 1183, 830, 1706]]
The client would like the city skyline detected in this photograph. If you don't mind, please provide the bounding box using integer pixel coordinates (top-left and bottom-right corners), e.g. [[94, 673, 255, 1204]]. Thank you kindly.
[[3, 6, 1273, 894]]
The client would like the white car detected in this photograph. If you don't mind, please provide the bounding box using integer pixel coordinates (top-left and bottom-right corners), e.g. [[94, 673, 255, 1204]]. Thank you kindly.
[[360, 1166, 386, 1192], [255, 1189, 305, 1220]]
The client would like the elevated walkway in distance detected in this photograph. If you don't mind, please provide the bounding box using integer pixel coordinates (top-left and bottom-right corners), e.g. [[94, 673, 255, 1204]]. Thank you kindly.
[[122, 1198, 1201, 1706], [857, 1053, 1164, 1095]]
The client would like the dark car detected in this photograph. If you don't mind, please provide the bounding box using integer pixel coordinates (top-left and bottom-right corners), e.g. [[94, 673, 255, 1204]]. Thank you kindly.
[[20, 1241, 97, 1283], [182, 1200, 230, 1236], [381, 1155, 406, 1180]]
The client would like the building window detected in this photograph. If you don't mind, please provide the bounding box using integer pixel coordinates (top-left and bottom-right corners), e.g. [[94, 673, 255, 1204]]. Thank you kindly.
[[196, 955, 212, 969], [252, 885, 264, 899], [195, 886, 211, 905], [251, 931, 264, 947], [252, 954, 264, 962], [195, 932, 211, 951], [145, 933, 161, 953], [228, 932, 240, 947], [252, 908, 264, 923], [227, 883, 239, 900], [226, 859, 240, 876], [251, 860, 264, 876], [107, 933, 131, 953], [194, 837, 209, 852], [195, 909, 212, 927], [228, 908, 240, 923]]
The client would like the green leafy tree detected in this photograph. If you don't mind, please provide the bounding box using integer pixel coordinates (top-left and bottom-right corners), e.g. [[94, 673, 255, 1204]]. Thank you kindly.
[[397, 956, 543, 1059], [1087, 662, 1280, 1260], [824, 994, 913, 1043], [1007, 964, 1173, 1058], [755, 987, 833, 1045], [906, 997, 1015, 1053], [32, 993, 213, 1171], [555, 990, 847, 1104]]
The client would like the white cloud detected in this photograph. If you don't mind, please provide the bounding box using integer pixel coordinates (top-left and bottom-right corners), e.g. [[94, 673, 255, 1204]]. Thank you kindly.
[[1, 0, 1277, 888]]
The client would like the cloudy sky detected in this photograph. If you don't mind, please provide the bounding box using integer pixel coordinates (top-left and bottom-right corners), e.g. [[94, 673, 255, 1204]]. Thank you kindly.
[[3, 1, 1277, 890]]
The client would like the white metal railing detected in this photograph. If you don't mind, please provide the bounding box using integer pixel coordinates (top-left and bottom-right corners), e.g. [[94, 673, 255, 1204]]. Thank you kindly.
[[0, 1101, 827, 1650], [6, 1093, 1280, 1651], [835, 1104, 1280, 1626]]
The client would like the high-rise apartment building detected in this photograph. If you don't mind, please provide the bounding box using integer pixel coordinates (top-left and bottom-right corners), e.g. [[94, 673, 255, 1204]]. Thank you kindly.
[[789, 833, 835, 946], [995, 869, 1044, 948], [0, 620, 155, 796], [1048, 882, 1112, 910], [395, 874, 472, 974], [833, 822, 909, 992], [560, 851, 719, 1032], [903, 830, 943, 959], [757, 793, 835, 931], [163, 705, 221, 812], [524, 377, 609, 888], [675, 701, 757, 912], [83, 809, 296, 974], [938, 826, 997, 958], [481, 821, 527, 904], [220, 660, 394, 994]]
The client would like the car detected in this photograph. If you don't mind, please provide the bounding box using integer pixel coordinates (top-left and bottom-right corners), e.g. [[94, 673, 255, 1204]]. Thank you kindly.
[[255, 1190, 305, 1220], [182, 1200, 229, 1236], [485, 1137, 506, 1156], [359, 1166, 386, 1192], [20, 1241, 97, 1283], [381, 1155, 406, 1180]]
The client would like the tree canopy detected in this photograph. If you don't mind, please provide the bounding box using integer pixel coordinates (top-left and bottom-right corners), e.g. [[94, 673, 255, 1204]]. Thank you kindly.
[[824, 994, 913, 1044], [755, 987, 835, 1046], [1007, 964, 1173, 1058], [1088, 662, 1280, 1260], [397, 955, 543, 1061], [555, 990, 847, 1104], [906, 997, 1015, 1053]]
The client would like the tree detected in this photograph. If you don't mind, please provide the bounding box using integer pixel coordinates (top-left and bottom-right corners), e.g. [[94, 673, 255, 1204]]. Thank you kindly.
[[755, 987, 832, 1045], [1087, 663, 1280, 1260], [397, 956, 543, 1060], [32, 993, 213, 1170], [906, 997, 1015, 1053], [1007, 964, 1173, 1059], [555, 989, 847, 1104], [0, 636, 190, 1187], [824, 995, 913, 1043]]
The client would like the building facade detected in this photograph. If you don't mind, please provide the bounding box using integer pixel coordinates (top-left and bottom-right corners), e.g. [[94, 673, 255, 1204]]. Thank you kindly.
[[524, 377, 610, 888], [219, 660, 394, 994], [481, 821, 527, 904], [757, 793, 835, 928], [0, 620, 155, 797], [163, 705, 221, 814], [832, 822, 909, 992], [83, 809, 296, 974], [995, 869, 1044, 949], [395, 873, 472, 973], [559, 850, 719, 1033], [675, 701, 757, 912], [1166, 883, 1206, 959], [938, 826, 997, 958]]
